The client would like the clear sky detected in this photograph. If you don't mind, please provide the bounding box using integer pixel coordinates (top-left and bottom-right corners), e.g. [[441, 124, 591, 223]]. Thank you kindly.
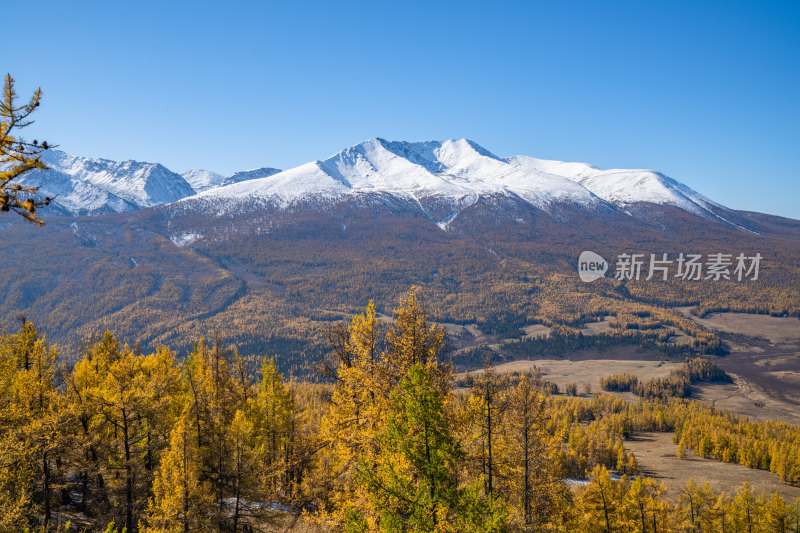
[[8, 1, 800, 218]]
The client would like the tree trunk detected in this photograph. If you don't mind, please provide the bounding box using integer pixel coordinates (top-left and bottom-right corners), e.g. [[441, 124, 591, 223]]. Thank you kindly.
[[43, 452, 51, 527], [523, 420, 530, 526], [122, 410, 133, 533], [639, 501, 646, 533], [486, 388, 493, 497], [183, 430, 190, 533], [599, 488, 611, 532], [424, 418, 436, 529], [233, 458, 241, 533]]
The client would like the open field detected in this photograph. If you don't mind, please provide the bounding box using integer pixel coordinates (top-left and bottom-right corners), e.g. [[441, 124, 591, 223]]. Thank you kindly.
[[520, 317, 614, 339], [688, 313, 800, 424], [625, 432, 800, 503], [667, 309, 800, 424], [677, 308, 800, 344], [579, 316, 614, 335], [693, 376, 800, 425], [714, 346, 800, 407], [460, 358, 682, 394], [447, 308, 800, 428], [462, 346, 800, 427], [664, 326, 693, 346], [522, 324, 551, 339]]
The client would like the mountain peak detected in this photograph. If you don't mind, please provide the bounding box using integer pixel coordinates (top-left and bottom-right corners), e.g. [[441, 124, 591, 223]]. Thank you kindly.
[[23, 150, 195, 215], [182, 169, 226, 193], [178, 138, 740, 229], [19, 140, 734, 228], [186, 138, 607, 221]]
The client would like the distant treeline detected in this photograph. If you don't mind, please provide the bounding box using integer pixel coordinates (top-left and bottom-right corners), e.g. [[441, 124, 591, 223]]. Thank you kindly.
[[600, 358, 732, 400]]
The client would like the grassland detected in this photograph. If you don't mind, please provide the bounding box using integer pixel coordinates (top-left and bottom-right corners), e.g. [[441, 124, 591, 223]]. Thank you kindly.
[[625, 432, 800, 503], [459, 358, 682, 396], [677, 308, 800, 344]]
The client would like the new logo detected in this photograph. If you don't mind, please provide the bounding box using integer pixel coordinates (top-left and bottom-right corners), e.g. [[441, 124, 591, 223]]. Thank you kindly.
[[578, 251, 608, 282]]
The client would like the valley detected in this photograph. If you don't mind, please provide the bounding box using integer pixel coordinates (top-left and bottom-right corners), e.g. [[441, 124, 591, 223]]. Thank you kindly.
[[6, 1, 799, 528], [4, 138, 800, 531], [5, 139, 800, 373], [456, 309, 800, 426]]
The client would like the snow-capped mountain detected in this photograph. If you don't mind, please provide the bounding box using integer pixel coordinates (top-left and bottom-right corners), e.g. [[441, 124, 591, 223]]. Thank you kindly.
[[181, 167, 282, 193], [16, 150, 196, 215], [9, 149, 283, 215], [179, 138, 728, 228], [14, 139, 744, 228], [190, 138, 603, 208], [2, 139, 797, 361]]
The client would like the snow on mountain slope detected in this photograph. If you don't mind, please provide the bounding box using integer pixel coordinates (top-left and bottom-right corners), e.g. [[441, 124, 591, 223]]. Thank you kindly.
[[182, 169, 227, 193], [185, 139, 609, 225], [506, 155, 721, 217], [187, 162, 352, 212], [17, 140, 729, 224], [226, 167, 282, 184], [183, 167, 283, 193], [14, 166, 138, 216], [17, 150, 197, 214]]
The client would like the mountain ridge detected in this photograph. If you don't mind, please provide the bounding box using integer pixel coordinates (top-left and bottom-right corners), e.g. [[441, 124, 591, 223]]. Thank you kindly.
[[8, 139, 787, 234], [178, 138, 747, 231], [12, 150, 195, 215]]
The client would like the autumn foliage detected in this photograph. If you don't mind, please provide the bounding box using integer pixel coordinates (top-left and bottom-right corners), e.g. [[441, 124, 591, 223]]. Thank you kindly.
[[1, 292, 799, 532]]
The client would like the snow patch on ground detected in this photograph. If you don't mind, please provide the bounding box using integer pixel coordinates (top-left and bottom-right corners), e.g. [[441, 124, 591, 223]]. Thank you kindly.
[[170, 232, 202, 247]]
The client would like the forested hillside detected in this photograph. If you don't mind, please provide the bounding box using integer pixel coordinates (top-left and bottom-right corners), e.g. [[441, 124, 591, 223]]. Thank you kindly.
[[2, 196, 800, 375], [3, 290, 800, 532]]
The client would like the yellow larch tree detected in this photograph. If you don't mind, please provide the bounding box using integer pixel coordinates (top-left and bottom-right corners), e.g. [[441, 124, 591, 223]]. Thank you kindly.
[[141, 410, 213, 532], [0, 74, 54, 224], [0, 320, 61, 530]]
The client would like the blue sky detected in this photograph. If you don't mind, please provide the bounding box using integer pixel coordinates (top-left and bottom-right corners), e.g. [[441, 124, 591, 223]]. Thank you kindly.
[[9, 1, 800, 217]]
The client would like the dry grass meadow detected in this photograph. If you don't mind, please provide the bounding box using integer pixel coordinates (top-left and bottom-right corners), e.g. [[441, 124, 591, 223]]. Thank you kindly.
[[625, 432, 800, 503]]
